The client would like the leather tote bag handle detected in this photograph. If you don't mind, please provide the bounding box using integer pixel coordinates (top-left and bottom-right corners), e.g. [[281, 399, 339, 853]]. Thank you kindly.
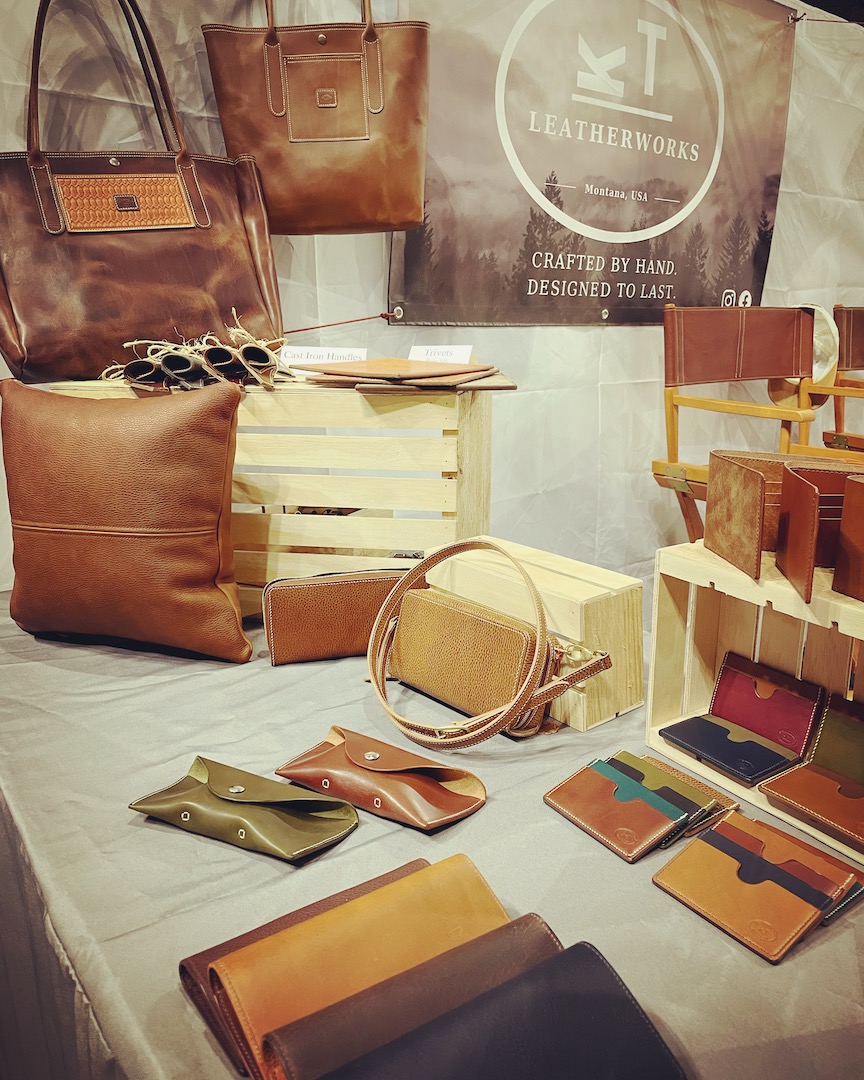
[[27, 0, 191, 165], [263, 0, 375, 35], [368, 539, 611, 750]]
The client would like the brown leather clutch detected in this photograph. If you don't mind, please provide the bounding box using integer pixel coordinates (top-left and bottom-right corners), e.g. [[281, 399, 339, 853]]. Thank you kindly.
[[179, 860, 428, 1075], [207, 854, 509, 1079], [276, 726, 486, 831], [261, 914, 562, 1080], [263, 570, 405, 665]]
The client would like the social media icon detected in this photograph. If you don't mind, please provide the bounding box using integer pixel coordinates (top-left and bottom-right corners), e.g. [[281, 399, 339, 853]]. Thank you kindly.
[[721, 289, 736, 307]]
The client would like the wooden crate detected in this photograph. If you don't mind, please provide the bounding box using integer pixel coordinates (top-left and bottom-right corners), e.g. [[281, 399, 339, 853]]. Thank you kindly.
[[46, 382, 491, 615], [646, 540, 864, 864], [426, 536, 643, 731]]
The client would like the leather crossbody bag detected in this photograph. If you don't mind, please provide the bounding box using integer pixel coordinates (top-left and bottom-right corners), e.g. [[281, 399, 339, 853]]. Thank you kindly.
[[367, 538, 611, 750]]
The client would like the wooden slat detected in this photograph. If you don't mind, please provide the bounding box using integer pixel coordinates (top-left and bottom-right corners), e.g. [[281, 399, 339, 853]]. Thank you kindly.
[[232, 511, 455, 551], [238, 386, 459, 428], [236, 432, 457, 472], [758, 604, 805, 677], [452, 393, 491, 534], [647, 568, 691, 727], [232, 473, 456, 512], [801, 623, 854, 694], [236, 550, 417, 590]]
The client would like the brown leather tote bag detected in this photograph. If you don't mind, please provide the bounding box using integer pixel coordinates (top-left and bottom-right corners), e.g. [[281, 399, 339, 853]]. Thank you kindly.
[[0, 0, 282, 382], [202, 0, 429, 235]]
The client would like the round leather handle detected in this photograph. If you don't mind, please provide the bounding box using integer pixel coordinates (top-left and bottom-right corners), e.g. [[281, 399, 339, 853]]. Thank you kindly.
[[265, 0, 374, 33]]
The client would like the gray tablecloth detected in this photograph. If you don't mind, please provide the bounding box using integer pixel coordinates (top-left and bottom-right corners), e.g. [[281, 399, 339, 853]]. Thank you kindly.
[[0, 593, 862, 1080]]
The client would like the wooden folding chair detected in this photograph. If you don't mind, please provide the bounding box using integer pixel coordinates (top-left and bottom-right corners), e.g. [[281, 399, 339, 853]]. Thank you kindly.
[[652, 303, 816, 542], [813, 305, 864, 452]]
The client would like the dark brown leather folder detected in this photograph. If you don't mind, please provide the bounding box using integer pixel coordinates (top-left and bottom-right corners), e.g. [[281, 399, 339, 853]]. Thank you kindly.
[[179, 860, 428, 1074], [322, 942, 688, 1080], [833, 475, 864, 601], [261, 914, 562, 1080]]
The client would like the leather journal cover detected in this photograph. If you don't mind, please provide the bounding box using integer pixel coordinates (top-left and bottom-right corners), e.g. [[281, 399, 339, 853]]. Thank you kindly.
[[207, 854, 509, 1080], [263, 570, 405, 665], [276, 726, 486, 831], [760, 694, 864, 854], [659, 652, 825, 785], [261, 914, 563, 1080], [833, 475, 864, 601], [652, 812, 856, 962], [775, 462, 864, 602], [287, 358, 493, 380], [322, 941, 688, 1080], [179, 860, 428, 1075]]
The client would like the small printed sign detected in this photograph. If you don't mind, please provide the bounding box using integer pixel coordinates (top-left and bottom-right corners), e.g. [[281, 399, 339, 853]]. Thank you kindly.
[[407, 345, 477, 363], [279, 345, 367, 371]]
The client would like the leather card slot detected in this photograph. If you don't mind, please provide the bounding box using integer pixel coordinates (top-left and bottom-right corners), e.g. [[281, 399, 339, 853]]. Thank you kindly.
[[660, 715, 795, 785], [700, 829, 835, 910], [712, 820, 843, 895], [591, 760, 686, 822], [605, 757, 702, 817]]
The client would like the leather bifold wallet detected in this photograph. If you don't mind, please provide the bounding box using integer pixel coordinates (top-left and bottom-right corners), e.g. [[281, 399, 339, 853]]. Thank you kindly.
[[659, 652, 825, 785], [179, 859, 429, 1075], [704, 450, 795, 579], [543, 752, 716, 862], [261, 914, 563, 1080], [319, 941, 687, 1080], [207, 854, 509, 1080], [760, 694, 864, 854], [652, 811, 858, 962], [775, 461, 864, 602], [276, 726, 486, 831], [263, 570, 405, 664], [833, 474, 864, 602]]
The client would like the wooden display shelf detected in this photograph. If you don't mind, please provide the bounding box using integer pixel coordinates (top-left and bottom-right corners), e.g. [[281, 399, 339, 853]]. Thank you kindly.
[[47, 381, 492, 615], [427, 536, 643, 731], [646, 540, 864, 865]]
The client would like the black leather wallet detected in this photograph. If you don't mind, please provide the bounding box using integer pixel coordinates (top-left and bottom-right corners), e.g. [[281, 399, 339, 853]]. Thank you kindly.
[[322, 941, 687, 1080]]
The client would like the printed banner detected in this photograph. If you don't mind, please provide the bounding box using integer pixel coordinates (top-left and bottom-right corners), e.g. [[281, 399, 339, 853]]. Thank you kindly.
[[390, 0, 796, 326]]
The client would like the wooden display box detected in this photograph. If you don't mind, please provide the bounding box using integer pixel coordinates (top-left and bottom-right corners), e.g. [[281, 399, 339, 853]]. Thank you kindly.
[[426, 536, 643, 731], [46, 381, 492, 615], [646, 540, 864, 864]]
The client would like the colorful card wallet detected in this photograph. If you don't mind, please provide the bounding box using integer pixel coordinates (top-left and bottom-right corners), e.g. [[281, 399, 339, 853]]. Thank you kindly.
[[760, 694, 864, 855], [652, 811, 859, 962], [543, 750, 727, 861], [659, 651, 825, 785]]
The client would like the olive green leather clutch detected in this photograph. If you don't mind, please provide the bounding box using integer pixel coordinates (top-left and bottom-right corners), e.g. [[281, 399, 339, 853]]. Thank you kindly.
[[129, 757, 358, 862]]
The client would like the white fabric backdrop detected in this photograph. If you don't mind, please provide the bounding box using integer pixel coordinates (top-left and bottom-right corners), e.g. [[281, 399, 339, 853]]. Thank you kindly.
[[0, 0, 862, 601]]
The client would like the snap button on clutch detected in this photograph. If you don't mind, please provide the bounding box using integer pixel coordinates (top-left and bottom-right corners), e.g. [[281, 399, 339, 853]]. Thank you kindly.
[[364, 751, 380, 760], [228, 785, 246, 794], [317, 33, 327, 44], [108, 157, 121, 166]]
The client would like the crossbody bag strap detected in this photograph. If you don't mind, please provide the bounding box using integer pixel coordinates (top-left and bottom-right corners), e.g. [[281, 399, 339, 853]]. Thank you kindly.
[[367, 538, 610, 750]]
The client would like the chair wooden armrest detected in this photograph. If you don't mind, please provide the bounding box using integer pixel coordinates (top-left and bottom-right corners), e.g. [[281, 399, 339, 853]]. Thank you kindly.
[[672, 393, 816, 424]]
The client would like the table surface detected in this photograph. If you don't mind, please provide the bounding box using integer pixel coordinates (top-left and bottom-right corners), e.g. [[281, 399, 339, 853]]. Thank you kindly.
[[0, 593, 862, 1080]]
